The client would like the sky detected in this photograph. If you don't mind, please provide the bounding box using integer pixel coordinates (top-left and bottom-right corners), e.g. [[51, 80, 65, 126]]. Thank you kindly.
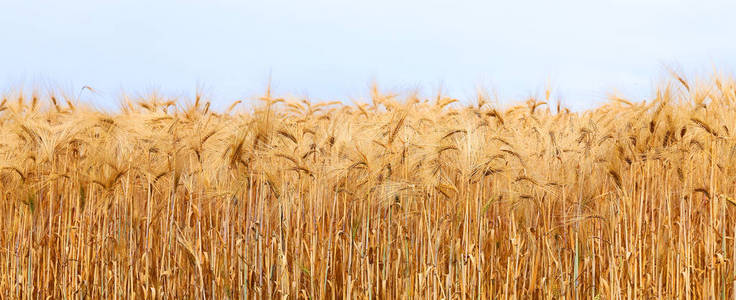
[[1, 0, 735, 110]]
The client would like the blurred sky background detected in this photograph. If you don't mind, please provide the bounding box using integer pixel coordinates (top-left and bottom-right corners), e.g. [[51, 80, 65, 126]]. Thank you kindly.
[[1, 0, 735, 110]]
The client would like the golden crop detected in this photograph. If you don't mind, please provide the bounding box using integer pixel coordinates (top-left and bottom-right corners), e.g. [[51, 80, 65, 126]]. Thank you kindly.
[[2, 73, 736, 298]]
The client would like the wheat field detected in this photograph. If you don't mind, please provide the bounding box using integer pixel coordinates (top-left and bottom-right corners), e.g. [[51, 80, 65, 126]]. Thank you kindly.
[[1, 74, 736, 299]]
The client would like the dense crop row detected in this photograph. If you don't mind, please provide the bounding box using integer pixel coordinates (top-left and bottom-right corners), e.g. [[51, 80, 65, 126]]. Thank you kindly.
[[2, 74, 736, 298]]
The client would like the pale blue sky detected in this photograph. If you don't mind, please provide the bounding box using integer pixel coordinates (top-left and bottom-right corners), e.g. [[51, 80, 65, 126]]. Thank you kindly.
[[1, 0, 735, 109]]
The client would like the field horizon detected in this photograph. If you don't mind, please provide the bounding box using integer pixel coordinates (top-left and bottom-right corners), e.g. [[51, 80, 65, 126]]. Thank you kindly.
[[2, 72, 736, 298]]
